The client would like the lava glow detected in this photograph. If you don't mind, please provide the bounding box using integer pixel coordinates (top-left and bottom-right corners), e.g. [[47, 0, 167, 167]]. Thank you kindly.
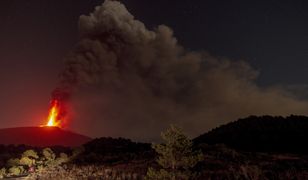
[[46, 100, 62, 127]]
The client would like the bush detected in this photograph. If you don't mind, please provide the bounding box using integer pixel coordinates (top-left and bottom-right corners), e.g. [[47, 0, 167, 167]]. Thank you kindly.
[[22, 149, 39, 159], [55, 153, 69, 165], [8, 166, 24, 176], [0, 168, 6, 178], [42, 148, 56, 161], [19, 156, 34, 167], [6, 158, 20, 167]]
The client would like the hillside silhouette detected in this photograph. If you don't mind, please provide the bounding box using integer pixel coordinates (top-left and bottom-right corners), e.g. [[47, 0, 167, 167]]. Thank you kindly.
[[0, 127, 91, 147], [194, 115, 308, 154]]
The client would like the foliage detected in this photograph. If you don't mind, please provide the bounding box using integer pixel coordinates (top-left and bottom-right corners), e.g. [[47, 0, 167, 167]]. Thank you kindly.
[[0, 138, 308, 180], [6, 158, 20, 167], [1, 147, 72, 178], [60, 152, 68, 160], [74, 138, 154, 165], [19, 156, 34, 167], [72, 146, 85, 158], [8, 166, 24, 176], [0, 168, 6, 178], [55, 153, 69, 165], [42, 148, 56, 161], [22, 149, 39, 159], [146, 125, 203, 180]]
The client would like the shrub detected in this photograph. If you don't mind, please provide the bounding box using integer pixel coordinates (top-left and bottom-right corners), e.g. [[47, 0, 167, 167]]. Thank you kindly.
[[22, 149, 39, 159], [56, 153, 69, 165], [8, 166, 24, 176], [42, 148, 56, 161], [19, 156, 34, 167], [6, 158, 20, 167], [0, 168, 6, 178]]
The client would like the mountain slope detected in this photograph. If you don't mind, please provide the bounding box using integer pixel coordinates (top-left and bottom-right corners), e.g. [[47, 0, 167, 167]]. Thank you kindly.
[[194, 115, 308, 154], [0, 126, 91, 147]]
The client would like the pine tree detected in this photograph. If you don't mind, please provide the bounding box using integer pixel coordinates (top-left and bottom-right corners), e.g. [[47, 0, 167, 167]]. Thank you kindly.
[[146, 125, 203, 180]]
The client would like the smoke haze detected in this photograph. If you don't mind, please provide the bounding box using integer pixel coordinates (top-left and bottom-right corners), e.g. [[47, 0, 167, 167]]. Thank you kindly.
[[56, 0, 308, 141]]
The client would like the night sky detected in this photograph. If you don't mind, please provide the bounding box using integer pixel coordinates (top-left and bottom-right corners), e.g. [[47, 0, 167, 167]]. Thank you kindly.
[[0, 0, 308, 139]]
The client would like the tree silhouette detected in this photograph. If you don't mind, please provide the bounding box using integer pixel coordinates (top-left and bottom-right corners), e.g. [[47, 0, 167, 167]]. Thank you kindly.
[[146, 125, 203, 180]]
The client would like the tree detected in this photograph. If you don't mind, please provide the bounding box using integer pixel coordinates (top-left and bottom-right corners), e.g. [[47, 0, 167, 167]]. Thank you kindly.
[[146, 125, 204, 180]]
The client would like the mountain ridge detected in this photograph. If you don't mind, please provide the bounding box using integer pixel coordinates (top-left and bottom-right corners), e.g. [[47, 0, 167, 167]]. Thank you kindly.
[[194, 115, 308, 154]]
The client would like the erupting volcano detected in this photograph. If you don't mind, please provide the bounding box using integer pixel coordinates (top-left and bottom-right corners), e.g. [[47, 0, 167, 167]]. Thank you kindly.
[[0, 98, 91, 147], [44, 89, 70, 128]]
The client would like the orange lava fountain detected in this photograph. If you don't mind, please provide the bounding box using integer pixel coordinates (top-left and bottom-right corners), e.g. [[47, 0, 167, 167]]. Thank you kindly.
[[45, 100, 62, 127]]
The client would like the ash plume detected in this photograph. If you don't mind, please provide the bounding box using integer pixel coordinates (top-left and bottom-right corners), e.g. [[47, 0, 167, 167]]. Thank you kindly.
[[54, 0, 308, 140]]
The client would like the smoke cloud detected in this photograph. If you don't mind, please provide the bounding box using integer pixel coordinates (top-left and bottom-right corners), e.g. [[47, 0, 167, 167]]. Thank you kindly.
[[54, 0, 308, 141]]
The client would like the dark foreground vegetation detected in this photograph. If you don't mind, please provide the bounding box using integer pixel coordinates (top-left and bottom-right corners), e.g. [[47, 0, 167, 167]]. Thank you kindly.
[[1, 115, 308, 179]]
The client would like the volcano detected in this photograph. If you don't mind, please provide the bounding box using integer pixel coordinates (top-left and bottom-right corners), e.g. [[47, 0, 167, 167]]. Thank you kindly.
[[0, 126, 91, 147]]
